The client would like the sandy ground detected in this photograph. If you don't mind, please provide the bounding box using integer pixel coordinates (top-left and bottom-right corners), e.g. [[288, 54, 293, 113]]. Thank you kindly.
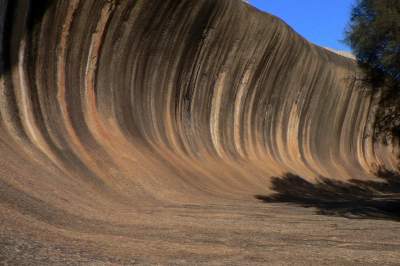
[[2, 200, 400, 265]]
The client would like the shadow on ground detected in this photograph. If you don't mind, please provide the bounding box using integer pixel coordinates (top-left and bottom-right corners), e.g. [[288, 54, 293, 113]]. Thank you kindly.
[[255, 169, 400, 221]]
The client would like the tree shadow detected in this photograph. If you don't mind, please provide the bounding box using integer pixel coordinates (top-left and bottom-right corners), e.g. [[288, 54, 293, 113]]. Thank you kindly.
[[255, 169, 400, 221]]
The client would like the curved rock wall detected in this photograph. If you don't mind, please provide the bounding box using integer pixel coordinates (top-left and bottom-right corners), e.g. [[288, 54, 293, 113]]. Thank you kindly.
[[0, 0, 397, 216]]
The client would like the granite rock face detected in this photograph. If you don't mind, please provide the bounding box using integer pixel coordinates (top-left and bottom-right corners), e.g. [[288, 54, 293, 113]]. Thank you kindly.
[[0, 0, 399, 264]]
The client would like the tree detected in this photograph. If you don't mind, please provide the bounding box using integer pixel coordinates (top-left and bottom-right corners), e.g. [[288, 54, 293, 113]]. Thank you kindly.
[[346, 0, 400, 142]]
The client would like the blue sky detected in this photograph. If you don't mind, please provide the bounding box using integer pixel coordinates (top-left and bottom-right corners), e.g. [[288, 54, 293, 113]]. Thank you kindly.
[[249, 0, 355, 51]]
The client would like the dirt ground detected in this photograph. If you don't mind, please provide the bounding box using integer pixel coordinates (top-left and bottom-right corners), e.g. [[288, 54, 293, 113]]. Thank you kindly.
[[2, 200, 400, 265]]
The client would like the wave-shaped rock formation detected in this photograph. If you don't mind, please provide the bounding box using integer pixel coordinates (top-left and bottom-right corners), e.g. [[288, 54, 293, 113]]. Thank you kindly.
[[1, 0, 399, 264]]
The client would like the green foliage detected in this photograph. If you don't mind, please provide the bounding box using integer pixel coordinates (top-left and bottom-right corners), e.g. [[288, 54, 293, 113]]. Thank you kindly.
[[346, 0, 400, 142], [346, 0, 400, 91]]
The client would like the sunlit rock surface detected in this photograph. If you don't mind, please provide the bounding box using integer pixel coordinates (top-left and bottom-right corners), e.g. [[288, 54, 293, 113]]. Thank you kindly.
[[0, 0, 399, 264]]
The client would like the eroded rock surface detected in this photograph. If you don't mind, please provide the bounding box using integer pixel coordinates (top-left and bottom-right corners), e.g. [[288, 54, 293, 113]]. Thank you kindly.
[[0, 0, 399, 264]]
